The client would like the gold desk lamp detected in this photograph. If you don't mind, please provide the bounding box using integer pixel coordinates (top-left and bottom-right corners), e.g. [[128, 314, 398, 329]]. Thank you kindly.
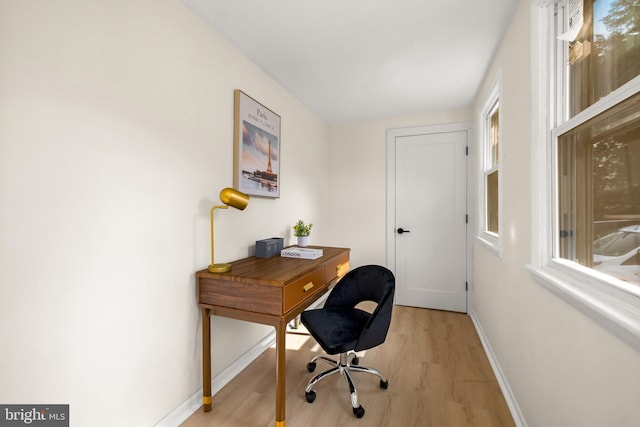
[[209, 187, 249, 273]]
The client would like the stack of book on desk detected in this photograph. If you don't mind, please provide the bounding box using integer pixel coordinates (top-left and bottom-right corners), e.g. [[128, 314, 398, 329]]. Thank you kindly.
[[280, 247, 323, 260]]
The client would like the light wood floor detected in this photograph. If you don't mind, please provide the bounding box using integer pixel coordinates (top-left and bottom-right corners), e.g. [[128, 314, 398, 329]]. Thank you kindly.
[[181, 306, 515, 427]]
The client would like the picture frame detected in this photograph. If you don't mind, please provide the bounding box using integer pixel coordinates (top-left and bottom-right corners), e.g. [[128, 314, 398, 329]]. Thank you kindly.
[[233, 90, 281, 198]]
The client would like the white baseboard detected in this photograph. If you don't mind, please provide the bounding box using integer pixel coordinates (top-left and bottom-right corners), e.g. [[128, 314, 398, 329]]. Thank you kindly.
[[154, 331, 277, 427], [469, 309, 528, 427]]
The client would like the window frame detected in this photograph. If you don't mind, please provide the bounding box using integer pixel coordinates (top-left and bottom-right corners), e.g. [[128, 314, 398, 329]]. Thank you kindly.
[[529, 0, 640, 351], [478, 72, 503, 256]]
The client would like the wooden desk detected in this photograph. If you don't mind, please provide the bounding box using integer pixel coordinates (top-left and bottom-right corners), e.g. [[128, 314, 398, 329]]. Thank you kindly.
[[196, 246, 350, 427]]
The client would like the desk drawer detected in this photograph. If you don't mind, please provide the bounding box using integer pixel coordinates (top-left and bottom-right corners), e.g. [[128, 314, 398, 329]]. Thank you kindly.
[[199, 278, 282, 316], [326, 252, 350, 283], [283, 267, 326, 314]]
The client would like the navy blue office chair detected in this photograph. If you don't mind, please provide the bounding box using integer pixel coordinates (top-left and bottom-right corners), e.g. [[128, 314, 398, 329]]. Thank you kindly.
[[301, 265, 395, 418]]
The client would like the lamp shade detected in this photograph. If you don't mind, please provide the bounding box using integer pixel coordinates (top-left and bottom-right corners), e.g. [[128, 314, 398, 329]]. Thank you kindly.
[[219, 187, 249, 210]]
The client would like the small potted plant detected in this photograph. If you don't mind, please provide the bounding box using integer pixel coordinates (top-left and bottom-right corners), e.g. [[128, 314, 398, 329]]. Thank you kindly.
[[292, 220, 313, 247]]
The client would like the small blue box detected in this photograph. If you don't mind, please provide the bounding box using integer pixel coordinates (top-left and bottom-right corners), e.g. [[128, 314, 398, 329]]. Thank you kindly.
[[256, 238, 283, 258]]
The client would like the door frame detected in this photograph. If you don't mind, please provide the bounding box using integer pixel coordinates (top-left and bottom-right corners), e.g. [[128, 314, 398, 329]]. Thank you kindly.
[[386, 122, 474, 311]]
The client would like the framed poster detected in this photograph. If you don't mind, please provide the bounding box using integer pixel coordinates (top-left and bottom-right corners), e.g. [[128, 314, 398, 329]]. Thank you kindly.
[[233, 90, 281, 198]]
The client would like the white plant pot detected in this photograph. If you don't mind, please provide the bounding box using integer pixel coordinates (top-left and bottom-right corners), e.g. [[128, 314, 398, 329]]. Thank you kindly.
[[297, 236, 309, 247]]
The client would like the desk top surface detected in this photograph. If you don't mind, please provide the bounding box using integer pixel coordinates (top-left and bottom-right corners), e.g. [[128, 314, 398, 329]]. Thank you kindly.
[[196, 246, 349, 286]]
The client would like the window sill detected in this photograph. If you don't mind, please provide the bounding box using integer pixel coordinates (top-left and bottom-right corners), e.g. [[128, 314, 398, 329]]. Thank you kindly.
[[476, 233, 502, 257], [527, 262, 640, 352]]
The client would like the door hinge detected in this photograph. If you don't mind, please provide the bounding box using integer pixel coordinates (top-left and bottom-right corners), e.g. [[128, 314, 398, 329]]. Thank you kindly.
[[465, 281, 468, 291], [465, 146, 469, 156], [465, 214, 468, 224]]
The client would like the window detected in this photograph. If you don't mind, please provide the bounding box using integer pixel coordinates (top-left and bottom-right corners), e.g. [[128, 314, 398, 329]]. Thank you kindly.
[[566, 0, 640, 117], [557, 92, 640, 284], [556, 0, 640, 285], [530, 0, 640, 347], [478, 75, 502, 253], [487, 105, 500, 234]]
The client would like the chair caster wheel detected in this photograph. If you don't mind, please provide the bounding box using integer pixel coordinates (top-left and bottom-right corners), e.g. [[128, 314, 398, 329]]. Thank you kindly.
[[380, 379, 389, 389], [351, 356, 359, 365], [353, 405, 365, 418], [305, 391, 316, 403], [306, 362, 316, 372]]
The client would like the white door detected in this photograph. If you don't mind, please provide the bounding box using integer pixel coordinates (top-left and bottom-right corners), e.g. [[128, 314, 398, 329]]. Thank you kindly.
[[387, 124, 469, 312]]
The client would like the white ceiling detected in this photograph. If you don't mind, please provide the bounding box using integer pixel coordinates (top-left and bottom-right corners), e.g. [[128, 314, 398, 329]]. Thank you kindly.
[[182, 0, 519, 123]]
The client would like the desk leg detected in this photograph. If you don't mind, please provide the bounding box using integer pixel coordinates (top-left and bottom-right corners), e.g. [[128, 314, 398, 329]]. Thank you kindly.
[[202, 308, 212, 412], [275, 318, 286, 427]]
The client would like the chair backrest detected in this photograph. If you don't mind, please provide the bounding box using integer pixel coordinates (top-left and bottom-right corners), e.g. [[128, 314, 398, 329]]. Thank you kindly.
[[325, 265, 395, 351]]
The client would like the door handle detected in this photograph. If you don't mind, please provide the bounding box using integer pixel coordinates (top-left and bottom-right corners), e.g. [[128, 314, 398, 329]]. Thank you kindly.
[[397, 227, 411, 234]]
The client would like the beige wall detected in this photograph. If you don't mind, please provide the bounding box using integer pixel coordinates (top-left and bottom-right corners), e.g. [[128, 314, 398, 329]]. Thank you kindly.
[[471, 1, 640, 426], [0, 0, 331, 425], [3, 0, 640, 425], [327, 110, 472, 268]]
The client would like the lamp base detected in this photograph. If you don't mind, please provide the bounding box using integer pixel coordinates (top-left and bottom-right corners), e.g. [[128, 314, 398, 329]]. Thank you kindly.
[[208, 263, 232, 273]]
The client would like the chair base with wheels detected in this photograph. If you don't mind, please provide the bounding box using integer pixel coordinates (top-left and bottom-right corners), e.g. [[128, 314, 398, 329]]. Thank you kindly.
[[304, 350, 388, 418]]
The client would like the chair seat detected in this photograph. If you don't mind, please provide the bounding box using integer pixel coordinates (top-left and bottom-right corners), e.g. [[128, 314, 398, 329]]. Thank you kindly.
[[301, 308, 371, 355]]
